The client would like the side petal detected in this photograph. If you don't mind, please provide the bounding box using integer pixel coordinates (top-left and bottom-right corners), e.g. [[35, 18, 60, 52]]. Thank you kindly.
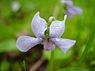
[[68, 7, 82, 15], [31, 12, 47, 38], [43, 39, 55, 51], [16, 36, 43, 52], [50, 38, 76, 54], [50, 15, 67, 38]]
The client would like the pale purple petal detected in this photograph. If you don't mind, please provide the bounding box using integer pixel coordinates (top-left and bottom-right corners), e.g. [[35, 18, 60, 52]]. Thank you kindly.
[[72, 7, 82, 14], [43, 39, 55, 51], [50, 38, 76, 54], [61, 0, 73, 7], [16, 36, 43, 52], [65, 10, 73, 18], [66, 7, 82, 18], [65, 1, 73, 7], [67, 7, 82, 15], [50, 15, 67, 38], [31, 12, 47, 38]]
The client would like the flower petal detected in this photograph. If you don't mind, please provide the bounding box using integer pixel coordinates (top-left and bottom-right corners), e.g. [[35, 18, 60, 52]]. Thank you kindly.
[[16, 36, 43, 52], [43, 39, 55, 51], [32, 12, 47, 38], [66, 1, 73, 7], [50, 38, 76, 54], [50, 15, 67, 38], [65, 10, 73, 18], [68, 7, 82, 15], [61, 0, 73, 7]]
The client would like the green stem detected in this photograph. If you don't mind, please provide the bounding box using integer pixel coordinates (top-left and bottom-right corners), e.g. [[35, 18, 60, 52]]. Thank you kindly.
[[49, 50, 55, 71], [23, 60, 26, 71]]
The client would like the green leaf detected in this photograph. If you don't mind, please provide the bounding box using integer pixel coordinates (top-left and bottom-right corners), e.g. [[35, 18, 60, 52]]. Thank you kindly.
[[59, 67, 89, 71], [80, 31, 95, 63]]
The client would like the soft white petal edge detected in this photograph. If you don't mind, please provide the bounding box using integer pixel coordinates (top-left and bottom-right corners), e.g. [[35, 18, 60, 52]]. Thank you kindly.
[[31, 12, 47, 38], [50, 38, 76, 54], [16, 36, 43, 52], [50, 15, 67, 38]]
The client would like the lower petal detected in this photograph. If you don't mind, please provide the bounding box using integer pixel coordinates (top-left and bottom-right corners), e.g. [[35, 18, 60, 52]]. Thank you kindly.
[[43, 39, 55, 51]]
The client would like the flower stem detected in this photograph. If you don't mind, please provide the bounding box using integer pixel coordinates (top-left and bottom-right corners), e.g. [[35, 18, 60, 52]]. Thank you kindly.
[[49, 50, 55, 71]]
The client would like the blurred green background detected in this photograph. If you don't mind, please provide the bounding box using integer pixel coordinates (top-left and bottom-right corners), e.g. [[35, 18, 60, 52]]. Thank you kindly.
[[0, 0, 95, 71]]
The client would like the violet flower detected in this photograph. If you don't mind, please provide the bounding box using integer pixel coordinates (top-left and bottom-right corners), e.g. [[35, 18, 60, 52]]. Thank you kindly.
[[16, 12, 76, 54], [61, 0, 82, 18]]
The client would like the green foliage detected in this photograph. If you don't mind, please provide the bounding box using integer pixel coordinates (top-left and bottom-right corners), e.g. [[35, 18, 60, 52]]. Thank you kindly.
[[11, 62, 22, 71], [0, 39, 17, 52], [44, 47, 72, 60], [59, 67, 89, 71], [0, 60, 10, 71], [80, 31, 95, 63], [22, 60, 26, 71]]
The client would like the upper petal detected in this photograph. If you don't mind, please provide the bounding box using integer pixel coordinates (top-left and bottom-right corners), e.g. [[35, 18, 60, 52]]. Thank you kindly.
[[66, 1, 73, 7], [50, 38, 76, 54], [16, 36, 43, 52], [61, 0, 73, 6], [50, 15, 67, 38], [31, 12, 47, 38]]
